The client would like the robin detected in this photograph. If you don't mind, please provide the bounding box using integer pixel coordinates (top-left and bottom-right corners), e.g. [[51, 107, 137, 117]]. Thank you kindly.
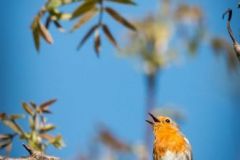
[[146, 113, 192, 160]]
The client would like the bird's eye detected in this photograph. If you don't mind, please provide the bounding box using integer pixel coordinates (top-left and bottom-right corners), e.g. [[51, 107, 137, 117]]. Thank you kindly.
[[165, 119, 170, 123]]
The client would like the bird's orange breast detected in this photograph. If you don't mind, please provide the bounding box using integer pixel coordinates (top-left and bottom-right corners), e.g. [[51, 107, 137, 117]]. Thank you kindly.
[[153, 128, 189, 157]]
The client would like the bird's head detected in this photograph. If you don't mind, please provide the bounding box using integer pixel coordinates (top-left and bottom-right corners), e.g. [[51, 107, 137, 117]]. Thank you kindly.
[[146, 113, 179, 134]]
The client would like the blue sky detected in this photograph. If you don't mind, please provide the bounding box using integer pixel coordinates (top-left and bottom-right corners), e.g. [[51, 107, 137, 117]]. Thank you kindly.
[[0, 0, 240, 159]]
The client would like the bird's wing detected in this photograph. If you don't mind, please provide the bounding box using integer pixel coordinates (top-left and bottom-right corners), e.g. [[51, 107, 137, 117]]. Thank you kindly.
[[184, 137, 193, 160]]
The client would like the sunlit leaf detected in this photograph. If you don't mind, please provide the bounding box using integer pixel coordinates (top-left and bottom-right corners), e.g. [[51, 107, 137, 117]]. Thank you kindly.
[[105, 7, 136, 31], [77, 24, 99, 50], [71, 8, 97, 32], [39, 124, 56, 133], [72, 1, 97, 19], [105, 0, 136, 5], [40, 133, 54, 141], [2, 120, 24, 135], [39, 22, 54, 44], [22, 102, 34, 115], [46, 0, 62, 9], [50, 9, 72, 21], [50, 135, 65, 148], [102, 24, 118, 48]]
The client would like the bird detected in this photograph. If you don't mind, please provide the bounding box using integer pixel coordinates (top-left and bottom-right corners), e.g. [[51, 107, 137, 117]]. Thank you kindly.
[[146, 113, 192, 160]]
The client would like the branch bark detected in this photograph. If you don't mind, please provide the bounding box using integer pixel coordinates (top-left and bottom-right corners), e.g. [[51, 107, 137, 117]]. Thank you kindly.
[[0, 144, 59, 160], [223, 8, 240, 61]]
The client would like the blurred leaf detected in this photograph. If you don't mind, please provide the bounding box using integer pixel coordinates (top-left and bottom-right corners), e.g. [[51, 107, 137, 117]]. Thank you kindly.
[[39, 22, 54, 44], [40, 133, 54, 141], [29, 117, 35, 130], [32, 27, 40, 51], [39, 124, 56, 133], [47, 0, 80, 9], [105, 0, 136, 5], [99, 127, 130, 152], [45, 16, 52, 29], [50, 135, 65, 148], [94, 31, 101, 54], [102, 24, 118, 48], [0, 139, 11, 149], [50, 9, 72, 21], [39, 99, 57, 113], [22, 102, 34, 116], [46, 0, 62, 9], [0, 134, 14, 141], [5, 142, 12, 156], [105, 7, 136, 31], [10, 114, 24, 120], [72, 1, 97, 19], [77, 24, 99, 50], [0, 113, 6, 120], [53, 20, 65, 32], [30, 102, 37, 109], [187, 40, 198, 54], [71, 8, 97, 32], [2, 120, 24, 135]]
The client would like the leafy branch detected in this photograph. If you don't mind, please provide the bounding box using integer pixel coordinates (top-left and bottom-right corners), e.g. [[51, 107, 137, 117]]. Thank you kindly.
[[31, 0, 136, 55], [0, 99, 64, 158]]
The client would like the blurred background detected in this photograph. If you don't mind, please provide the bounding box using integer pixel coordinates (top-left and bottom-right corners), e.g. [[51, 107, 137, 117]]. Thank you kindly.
[[0, 0, 240, 160]]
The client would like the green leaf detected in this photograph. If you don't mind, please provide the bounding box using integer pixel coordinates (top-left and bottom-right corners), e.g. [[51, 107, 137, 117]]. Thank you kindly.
[[22, 102, 34, 115], [71, 7, 97, 32], [32, 26, 40, 52], [105, 7, 136, 31], [77, 24, 99, 50], [49, 9, 72, 21], [50, 135, 65, 148], [105, 0, 136, 5], [46, 0, 62, 9], [102, 24, 118, 48], [72, 1, 97, 19], [39, 124, 56, 133]]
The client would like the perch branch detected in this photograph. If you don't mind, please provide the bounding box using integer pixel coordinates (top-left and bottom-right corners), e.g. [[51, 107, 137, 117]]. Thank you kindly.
[[0, 144, 59, 160], [223, 8, 240, 61]]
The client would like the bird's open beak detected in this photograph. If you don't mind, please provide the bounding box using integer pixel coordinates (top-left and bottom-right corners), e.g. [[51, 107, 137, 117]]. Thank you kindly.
[[149, 113, 160, 122], [146, 113, 160, 126]]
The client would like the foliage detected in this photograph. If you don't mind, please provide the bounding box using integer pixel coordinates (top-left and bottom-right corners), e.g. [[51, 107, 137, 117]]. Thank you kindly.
[[31, 0, 136, 55], [121, 1, 238, 76], [0, 99, 64, 155]]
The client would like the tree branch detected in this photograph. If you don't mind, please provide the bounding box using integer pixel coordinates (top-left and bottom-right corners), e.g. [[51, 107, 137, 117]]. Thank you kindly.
[[0, 144, 59, 160]]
